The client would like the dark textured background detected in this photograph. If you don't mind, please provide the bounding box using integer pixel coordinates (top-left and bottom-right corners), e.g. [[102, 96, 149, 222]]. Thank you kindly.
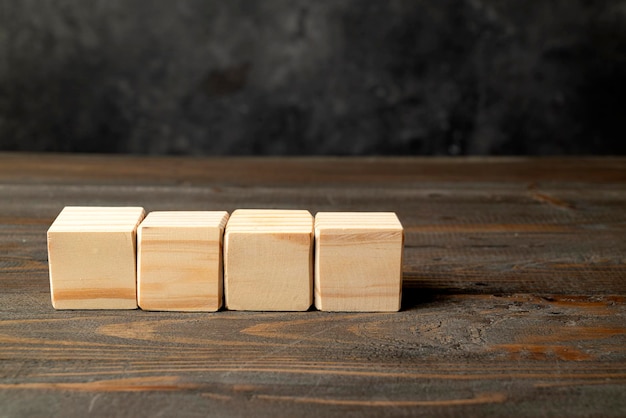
[[0, 0, 624, 155]]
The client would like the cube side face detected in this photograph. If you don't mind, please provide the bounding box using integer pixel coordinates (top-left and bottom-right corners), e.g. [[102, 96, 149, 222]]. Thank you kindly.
[[48, 230, 138, 309], [315, 229, 403, 312], [137, 226, 222, 312], [225, 231, 312, 311]]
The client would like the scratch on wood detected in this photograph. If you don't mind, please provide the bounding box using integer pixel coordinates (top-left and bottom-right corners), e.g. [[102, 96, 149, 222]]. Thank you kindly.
[[531, 192, 576, 210], [534, 379, 626, 388], [201, 392, 233, 401], [88, 393, 101, 413], [527, 183, 576, 210], [255, 391, 507, 407], [0, 376, 199, 392]]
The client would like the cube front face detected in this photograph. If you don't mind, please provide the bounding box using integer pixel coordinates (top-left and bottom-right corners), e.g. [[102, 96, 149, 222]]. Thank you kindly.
[[314, 213, 404, 312], [47, 207, 145, 310], [137, 211, 228, 312], [224, 210, 313, 311]]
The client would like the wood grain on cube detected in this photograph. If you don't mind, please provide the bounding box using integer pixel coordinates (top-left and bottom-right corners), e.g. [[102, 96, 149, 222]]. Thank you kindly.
[[315, 212, 404, 312], [137, 211, 229, 312], [47, 206, 145, 309], [224, 209, 313, 311]]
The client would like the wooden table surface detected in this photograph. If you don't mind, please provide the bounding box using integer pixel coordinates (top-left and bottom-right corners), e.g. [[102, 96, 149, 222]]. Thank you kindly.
[[1, 153, 625, 417]]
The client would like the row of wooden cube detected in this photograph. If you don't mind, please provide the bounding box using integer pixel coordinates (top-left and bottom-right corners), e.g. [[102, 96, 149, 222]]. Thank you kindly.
[[47, 207, 404, 312]]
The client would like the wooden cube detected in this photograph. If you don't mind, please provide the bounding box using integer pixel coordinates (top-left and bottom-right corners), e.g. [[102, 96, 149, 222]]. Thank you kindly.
[[224, 209, 313, 311], [314, 212, 404, 312], [47, 206, 146, 309], [137, 211, 229, 312]]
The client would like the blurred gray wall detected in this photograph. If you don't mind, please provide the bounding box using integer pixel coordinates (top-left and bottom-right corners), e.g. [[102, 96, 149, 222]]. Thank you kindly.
[[0, 0, 624, 155]]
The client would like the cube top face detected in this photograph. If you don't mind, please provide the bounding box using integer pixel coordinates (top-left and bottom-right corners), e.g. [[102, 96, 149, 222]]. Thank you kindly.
[[138, 211, 229, 229], [224, 209, 313, 311], [137, 211, 229, 312], [314, 212, 404, 312], [47, 206, 146, 310], [48, 206, 146, 233], [226, 209, 313, 233], [314, 212, 403, 232]]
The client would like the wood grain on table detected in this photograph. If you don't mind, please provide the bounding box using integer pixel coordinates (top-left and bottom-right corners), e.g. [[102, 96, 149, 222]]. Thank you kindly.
[[0, 153, 625, 417]]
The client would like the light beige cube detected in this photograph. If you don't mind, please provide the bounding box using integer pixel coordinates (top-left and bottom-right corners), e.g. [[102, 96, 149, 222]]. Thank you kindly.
[[314, 212, 404, 312], [47, 206, 146, 309], [137, 211, 229, 312], [224, 209, 313, 311]]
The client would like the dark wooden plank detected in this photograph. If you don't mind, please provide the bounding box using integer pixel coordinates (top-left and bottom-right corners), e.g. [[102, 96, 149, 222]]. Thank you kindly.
[[1, 153, 625, 417], [1, 153, 626, 186], [0, 291, 624, 417]]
